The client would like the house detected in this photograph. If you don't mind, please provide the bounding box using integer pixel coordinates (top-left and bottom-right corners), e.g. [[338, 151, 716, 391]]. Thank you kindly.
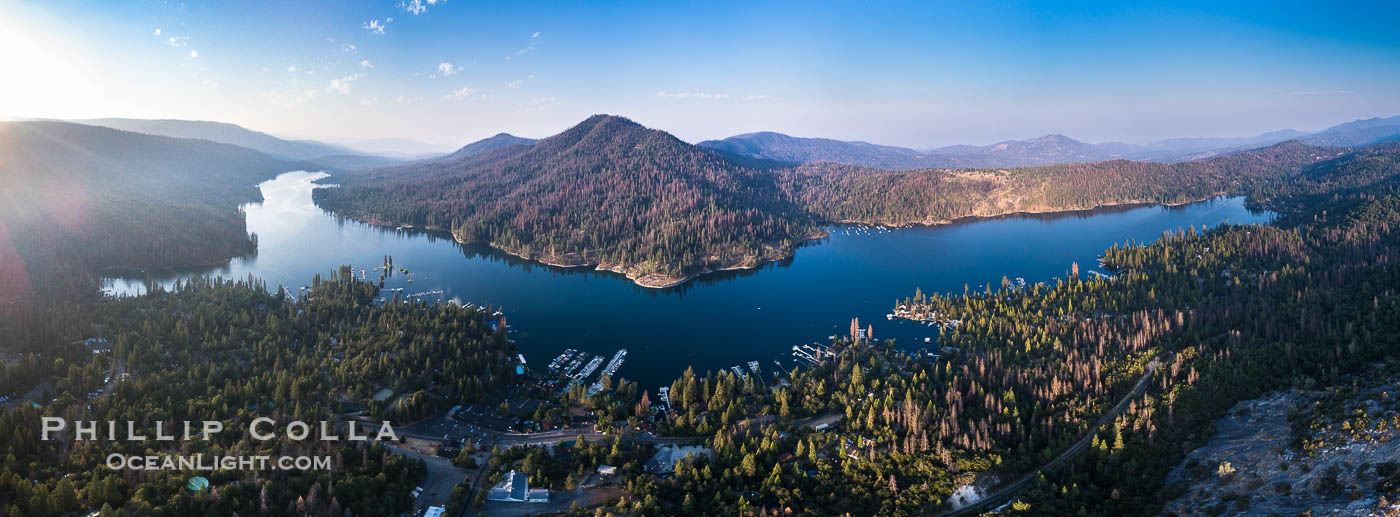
[[645, 444, 714, 474], [424, 506, 445, 517], [486, 470, 548, 503]]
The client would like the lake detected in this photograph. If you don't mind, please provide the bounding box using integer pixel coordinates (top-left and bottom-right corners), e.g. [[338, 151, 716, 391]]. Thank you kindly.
[[105, 170, 1275, 390]]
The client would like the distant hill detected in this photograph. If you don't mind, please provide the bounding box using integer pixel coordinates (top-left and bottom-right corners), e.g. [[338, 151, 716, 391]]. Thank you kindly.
[[701, 116, 1400, 169], [440, 133, 537, 161], [1301, 116, 1400, 147], [701, 132, 1125, 168], [0, 120, 304, 279], [698, 132, 930, 169], [307, 154, 405, 171], [318, 114, 1341, 288], [72, 118, 394, 165]]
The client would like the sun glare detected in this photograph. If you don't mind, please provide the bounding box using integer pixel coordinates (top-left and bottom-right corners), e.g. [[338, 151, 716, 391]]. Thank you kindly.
[[0, 23, 100, 120]]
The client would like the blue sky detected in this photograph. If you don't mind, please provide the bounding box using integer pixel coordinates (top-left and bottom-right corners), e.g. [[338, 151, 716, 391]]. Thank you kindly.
[[2, 0, 1398, 151]]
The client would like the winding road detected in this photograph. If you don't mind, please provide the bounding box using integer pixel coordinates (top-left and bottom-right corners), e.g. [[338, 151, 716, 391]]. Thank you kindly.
[[934, 356, 1162, 516]]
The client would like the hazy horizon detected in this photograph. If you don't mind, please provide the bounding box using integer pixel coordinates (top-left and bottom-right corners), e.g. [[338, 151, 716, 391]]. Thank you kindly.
[[2, 0, 1398, 150]]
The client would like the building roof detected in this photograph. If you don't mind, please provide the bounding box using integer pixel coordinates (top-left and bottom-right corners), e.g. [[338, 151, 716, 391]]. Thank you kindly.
[[424, 507, 445, 517], [645, 445, 713, 474], [487, 470, 549, 502]]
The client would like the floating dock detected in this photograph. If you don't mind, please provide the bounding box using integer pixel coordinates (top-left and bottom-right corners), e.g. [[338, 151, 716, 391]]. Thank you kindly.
[[575, 356, 604, 380], [587, 349, 627, 396]]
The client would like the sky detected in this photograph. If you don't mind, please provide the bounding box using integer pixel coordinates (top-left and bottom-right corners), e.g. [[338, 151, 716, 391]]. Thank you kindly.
[[1, 0, 1398, 152]]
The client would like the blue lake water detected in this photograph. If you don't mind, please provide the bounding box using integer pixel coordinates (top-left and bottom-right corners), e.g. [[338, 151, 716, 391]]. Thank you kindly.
[[106, 170, 1275, 390]]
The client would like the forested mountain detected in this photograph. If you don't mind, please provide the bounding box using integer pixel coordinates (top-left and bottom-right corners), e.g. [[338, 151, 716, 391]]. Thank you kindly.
[[316, 115, 822, 287], [697, 132, 936, 169], [787, 140, 1333, 226], [318, 114, 1341, 288], [69, 118, 405, 171], [699, 132, 1112, 169], [74, 118, 357, 160], [0, 121, 303, 319], [698, 130, 1289, 168], [1301, 115, 1400, 147], [700, 116, 1398, 169], [440, 132, 537, 160]]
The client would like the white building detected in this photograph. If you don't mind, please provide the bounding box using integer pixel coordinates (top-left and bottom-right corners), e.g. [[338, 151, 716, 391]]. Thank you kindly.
[[486, 470, 548, 503]]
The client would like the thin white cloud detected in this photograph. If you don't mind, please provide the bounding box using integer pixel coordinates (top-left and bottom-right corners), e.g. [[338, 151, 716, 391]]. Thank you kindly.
[[506, 32, 539, 60], [362, 19, 389, 35], [446, 87, 475, 100], [166, 36, 188, 48], [342, 43, 357, 53], [525, 96, 555, 112], [437, 62, 460, 76], [202, 79, 219, 90], [395, 95, 422, 104], [189, 50, 199, 58], [359, 96, 377, 107], [287, 65, 297, 72], [153, 29, 161, 36], [327, 73, 362, 94], [399, 0, 442, 15], [361, 60, 374, 68]]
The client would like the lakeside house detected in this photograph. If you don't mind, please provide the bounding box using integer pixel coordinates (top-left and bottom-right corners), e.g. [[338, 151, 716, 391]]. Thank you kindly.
[[486, 470, 548, 503]]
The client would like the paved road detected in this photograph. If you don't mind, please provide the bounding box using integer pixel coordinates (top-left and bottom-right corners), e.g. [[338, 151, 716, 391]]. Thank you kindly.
[[933, 356, 1163, 516]]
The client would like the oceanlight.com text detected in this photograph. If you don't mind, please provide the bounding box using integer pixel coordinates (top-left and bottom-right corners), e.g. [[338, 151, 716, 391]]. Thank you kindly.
[[106, 453, 333, 471]]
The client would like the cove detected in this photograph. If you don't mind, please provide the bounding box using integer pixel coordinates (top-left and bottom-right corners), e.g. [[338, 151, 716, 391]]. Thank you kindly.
[[105, 171, 1275, 390]]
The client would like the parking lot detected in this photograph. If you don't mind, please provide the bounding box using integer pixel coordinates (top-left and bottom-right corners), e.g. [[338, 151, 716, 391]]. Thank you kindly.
[[386, 440, 470, 511]]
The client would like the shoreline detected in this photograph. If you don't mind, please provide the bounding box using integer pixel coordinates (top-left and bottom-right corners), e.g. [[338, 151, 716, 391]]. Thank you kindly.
[[320, 193, 1247, 290], [835, 193, 1234, 229]]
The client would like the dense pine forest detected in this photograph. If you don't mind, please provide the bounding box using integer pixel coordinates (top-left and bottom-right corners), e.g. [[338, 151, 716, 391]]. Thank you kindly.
[[564, 142, 1400, 515], [0, 267, 518, 516], [316, 115, 1346, 287]]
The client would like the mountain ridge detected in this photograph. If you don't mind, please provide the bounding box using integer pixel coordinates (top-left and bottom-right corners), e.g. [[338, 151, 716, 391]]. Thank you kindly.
[[700, 115, 1399, 169], [68, 117, 399, 170]]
